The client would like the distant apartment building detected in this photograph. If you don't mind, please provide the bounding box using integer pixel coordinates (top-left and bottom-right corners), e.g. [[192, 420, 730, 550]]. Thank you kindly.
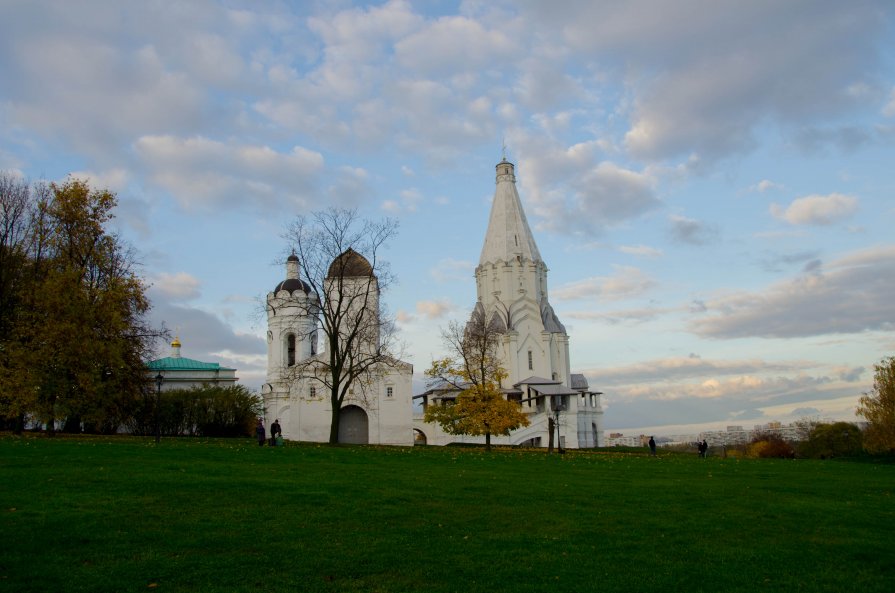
[[606, 419, 833, 449], [698, 420, 828, 446], [605, 433, 649, 447]]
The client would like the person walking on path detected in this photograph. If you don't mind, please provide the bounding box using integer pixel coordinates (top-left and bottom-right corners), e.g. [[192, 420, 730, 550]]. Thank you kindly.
[[255, 418, 266, 447], [648, 436, 657, 456]]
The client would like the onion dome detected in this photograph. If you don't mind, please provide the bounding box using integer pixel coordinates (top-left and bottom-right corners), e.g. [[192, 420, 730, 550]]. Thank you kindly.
[[273, 277, 312, 294], [274, 253, 312, 294], [327, 248, 374, 278]]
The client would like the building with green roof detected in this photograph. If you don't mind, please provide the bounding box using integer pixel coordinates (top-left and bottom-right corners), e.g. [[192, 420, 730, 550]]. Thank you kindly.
[[147, 338, 238, 390]]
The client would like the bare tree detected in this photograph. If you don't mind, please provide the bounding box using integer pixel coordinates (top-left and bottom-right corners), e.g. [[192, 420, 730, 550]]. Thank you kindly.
[[279, 208, 403, 444]]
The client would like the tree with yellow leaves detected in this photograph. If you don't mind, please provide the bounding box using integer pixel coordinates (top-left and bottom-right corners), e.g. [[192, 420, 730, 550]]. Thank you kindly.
[[424, 311, 529, 451], [857, 356, 895, 454]]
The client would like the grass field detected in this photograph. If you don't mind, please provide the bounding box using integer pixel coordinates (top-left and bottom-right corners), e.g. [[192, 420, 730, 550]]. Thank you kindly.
[[1, 436, 893, 593]]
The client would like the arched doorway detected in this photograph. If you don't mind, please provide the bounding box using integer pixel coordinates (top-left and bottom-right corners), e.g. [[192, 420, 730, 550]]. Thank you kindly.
[[413, 428, 427, 445], [338, 405, 368, 444]]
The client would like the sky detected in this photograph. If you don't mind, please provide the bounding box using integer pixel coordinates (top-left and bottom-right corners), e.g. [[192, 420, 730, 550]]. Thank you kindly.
[[2, 0, 894, 437]]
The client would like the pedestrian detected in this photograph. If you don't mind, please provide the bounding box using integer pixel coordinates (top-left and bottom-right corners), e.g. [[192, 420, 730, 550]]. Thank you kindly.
[[255, 418, 266, 447], [648, 436, 657, 456], [699, 439, 708, 458], [270, 418, 281, 446]]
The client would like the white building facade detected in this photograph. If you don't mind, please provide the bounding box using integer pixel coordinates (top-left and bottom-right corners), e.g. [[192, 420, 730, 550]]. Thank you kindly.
[[415, 159, 604, 448], [262, 252, 413, 445]]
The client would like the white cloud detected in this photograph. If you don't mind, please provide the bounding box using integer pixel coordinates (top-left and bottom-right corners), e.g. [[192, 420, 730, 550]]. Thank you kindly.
[[68, 168, 130, 193], [150, 272, 201, 301], [395, 310, 415, 324], [395, 15, 516, 75], [690, 245, 895, 338], [416, 299, 454, 320], [553, 265, 656, 302], [668, 214, 718, 245], [770, 193, 858, 225], [384, 188, 423, 214], [519, 139, 661, 233], [430, 258, 475, 283], [618, 244, 663, 257], [134, 135, 324, 212], [750, 179, 783, 193], [883, 88, 895, 117]]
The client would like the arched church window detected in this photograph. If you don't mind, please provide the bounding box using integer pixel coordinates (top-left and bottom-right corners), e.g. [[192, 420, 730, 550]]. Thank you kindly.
[[528, 350, 533, 370], [310, 332, 317, 356], [287, 334, 296, 366]]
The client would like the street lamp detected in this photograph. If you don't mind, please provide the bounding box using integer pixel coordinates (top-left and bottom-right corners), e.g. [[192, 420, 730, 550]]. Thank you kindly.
[[154, 372, 164, 444]]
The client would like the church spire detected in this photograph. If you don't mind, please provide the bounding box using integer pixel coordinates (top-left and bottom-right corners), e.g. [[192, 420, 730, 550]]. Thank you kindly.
[[479, 159, 542, 267]]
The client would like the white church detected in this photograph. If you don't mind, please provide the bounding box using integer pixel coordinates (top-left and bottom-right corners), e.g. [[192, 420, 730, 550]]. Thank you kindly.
[[262, 250, 414, 445], [262, 158, 603, 448]]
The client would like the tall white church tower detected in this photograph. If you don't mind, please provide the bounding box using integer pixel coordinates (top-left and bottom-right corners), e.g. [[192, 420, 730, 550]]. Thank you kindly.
[[416, 158, 604, 448], [475, 158, 571, 387]]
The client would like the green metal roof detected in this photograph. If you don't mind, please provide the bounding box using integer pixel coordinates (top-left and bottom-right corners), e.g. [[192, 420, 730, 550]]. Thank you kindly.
[[147, 357, 235, 372]]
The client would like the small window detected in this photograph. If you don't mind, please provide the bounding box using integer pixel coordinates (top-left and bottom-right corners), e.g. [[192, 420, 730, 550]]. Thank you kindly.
[[287, 334, 296, 366], [528, 350, 533, 370], [310, 333, 316, 356], [310, 386, 316, 398], [386, 386, 393, 398]]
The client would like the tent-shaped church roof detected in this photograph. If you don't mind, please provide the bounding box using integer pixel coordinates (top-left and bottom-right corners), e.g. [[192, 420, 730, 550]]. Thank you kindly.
[[478, 159, 542, 267]]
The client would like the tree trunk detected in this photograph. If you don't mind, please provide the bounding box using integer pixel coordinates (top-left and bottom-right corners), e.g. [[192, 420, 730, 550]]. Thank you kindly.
[[485, 431, 491, 451], [547, 417, 555, 453], [329, 392, 341, 444]]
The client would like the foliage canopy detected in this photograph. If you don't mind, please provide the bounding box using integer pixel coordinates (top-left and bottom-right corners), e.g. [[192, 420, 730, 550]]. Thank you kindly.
[[857, 356, 895, 454], [0, 173, 163, 433], [424, 313, 529, 450]]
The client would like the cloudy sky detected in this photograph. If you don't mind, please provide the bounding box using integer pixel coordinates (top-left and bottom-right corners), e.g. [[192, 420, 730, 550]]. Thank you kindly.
[[2, 0, 894, 437]]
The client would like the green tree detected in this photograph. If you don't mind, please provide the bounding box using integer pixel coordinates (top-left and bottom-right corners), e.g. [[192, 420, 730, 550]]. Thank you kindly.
[[798, 422, 863, 458], [424, 312, 529, 451], [0, 176, 163, 433], [857, 356, 895, 454], [128, 384, 262, 438]]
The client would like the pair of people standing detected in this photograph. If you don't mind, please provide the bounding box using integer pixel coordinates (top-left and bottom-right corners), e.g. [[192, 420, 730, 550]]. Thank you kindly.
[[697, 439, 708, 458], [255, 418, 282, 446]]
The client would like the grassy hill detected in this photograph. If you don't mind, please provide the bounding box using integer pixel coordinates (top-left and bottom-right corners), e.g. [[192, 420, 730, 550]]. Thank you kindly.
[[1, 436, 893, 592]]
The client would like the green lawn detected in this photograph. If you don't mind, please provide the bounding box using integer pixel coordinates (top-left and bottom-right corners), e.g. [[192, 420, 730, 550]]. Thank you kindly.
[[1, 436, 893, 593]]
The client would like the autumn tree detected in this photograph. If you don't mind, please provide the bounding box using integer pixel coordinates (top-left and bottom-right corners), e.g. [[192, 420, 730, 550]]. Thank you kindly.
[[424, 310, 529, 451], [280, 208, 404, 444], [857, 356, 895, 454], [0, 175, 163, 433]]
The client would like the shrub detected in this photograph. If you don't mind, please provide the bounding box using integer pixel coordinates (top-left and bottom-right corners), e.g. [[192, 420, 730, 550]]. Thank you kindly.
[[749, 433, 795, 458]]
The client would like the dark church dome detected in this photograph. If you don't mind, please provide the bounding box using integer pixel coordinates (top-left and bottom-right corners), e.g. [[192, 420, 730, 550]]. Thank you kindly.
[[274, 277, 311, 294], [327, 248, 375, 278]]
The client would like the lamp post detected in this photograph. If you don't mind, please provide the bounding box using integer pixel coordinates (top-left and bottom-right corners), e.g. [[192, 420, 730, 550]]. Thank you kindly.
[[154, 372, 164, 444]]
